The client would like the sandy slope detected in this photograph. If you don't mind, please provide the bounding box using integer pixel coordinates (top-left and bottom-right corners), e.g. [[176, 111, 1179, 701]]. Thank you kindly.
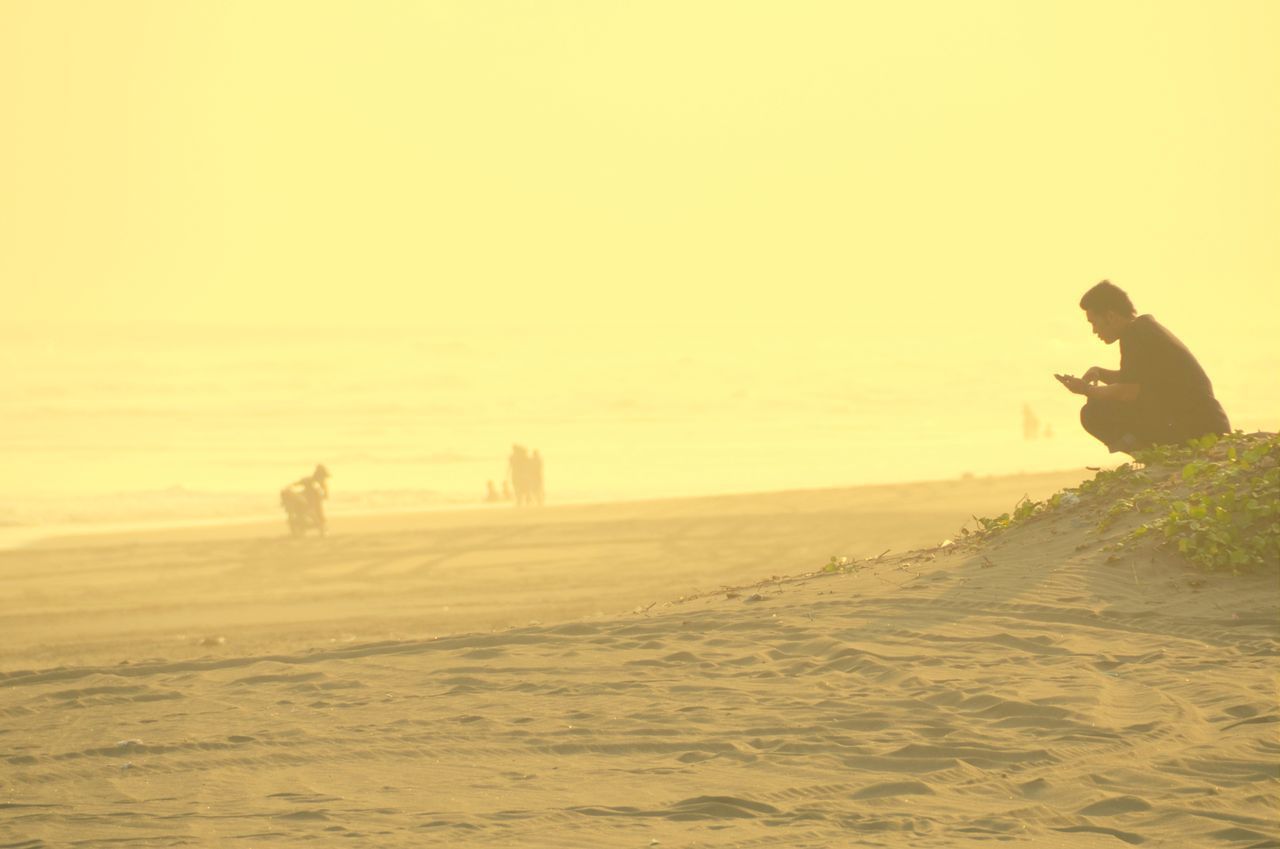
[[2, 471, 1277, 847]]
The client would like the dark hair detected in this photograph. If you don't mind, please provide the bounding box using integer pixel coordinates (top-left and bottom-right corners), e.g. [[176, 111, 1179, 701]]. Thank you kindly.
[[1079, 280, 1136, 316]]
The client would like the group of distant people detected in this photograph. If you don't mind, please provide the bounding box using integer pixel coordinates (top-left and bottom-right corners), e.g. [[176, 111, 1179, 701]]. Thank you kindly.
[[490, 444, 545, 507], [281, 443, 550, 536], [278, 282, 1234, 538]]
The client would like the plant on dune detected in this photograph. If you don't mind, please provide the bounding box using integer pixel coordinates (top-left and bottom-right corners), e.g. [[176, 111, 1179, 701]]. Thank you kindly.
[[966, 432, 1280, 574], [1127, 432, 1280, 572], [824, 555, 856, 573], [962, 493, 1044, 537], [962, 459, 1153, 540]]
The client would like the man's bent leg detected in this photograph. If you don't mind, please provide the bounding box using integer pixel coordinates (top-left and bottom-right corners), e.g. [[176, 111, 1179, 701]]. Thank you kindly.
[[1080, 399, 1149, 454]]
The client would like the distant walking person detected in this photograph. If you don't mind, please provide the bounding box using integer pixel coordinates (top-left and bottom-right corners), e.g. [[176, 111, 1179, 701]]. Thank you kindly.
[[1054, 281, 1230, 454], [508, 444, 531, 506], [530, 449, 545, 506], [1022, 404, 1041, 441]]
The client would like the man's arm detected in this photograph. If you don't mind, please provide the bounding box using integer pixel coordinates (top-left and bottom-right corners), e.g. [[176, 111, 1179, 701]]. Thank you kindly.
[[1056, 374, 1141, 401], [1082, 366, 1123, 385], [1085, 382, 1140, 401]]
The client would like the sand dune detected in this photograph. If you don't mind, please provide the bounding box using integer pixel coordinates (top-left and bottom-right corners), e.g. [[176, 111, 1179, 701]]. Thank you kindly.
[[2, 471, 1277, 847]]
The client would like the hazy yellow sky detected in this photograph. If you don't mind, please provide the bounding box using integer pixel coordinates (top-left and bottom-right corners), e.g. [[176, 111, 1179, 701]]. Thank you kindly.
[[2, 0, 1277, 336]]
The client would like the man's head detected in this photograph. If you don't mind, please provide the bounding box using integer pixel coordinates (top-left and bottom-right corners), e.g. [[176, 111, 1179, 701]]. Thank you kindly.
[[1079, 280, 1136, 344]]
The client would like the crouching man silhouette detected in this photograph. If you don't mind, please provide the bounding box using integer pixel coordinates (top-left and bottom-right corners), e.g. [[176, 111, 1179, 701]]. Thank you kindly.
[[1055, 280, 1230, 455]]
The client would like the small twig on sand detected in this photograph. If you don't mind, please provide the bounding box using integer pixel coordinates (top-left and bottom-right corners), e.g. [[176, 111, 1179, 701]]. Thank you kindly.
[[874, 548, 891, 561]]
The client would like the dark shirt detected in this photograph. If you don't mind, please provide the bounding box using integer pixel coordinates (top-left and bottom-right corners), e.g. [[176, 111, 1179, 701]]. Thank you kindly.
[[1117, 315, 1230, 439]]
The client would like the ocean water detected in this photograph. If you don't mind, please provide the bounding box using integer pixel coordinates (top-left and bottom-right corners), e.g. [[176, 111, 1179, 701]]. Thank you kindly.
[[1, 320, 1274, 536]]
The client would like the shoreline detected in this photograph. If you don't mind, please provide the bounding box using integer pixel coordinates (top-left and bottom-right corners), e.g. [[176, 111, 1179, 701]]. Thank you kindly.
[[11, 467, 1097, 551]]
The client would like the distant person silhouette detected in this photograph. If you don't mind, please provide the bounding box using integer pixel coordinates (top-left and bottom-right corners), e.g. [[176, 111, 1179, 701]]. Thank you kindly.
[[280, 464, 330, 536], [1055, 281, 1230, 454], [530, 449, 545, 506], [484, 480, 501, 503], [1022, 404, 1040, 441], [508, 444, 531, 506]]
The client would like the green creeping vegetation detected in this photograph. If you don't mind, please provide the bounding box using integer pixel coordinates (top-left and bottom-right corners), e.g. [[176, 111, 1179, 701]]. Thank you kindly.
[[823, 555, 855, 573], [965, 431, 1280, 573]]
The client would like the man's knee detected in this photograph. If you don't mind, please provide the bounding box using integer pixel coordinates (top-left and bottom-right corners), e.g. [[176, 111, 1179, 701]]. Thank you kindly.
[[1079, 399, 1111, 438], [1080, 399, 1139, 452]]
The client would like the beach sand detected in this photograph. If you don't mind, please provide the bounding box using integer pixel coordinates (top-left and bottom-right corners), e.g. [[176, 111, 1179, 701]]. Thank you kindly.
[[2, 470, 1277, 847]]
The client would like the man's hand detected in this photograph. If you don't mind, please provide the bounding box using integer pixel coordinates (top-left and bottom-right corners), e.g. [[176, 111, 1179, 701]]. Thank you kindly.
[[1082, 367, 1106, 384], [1054, 373, 1091, 396]]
